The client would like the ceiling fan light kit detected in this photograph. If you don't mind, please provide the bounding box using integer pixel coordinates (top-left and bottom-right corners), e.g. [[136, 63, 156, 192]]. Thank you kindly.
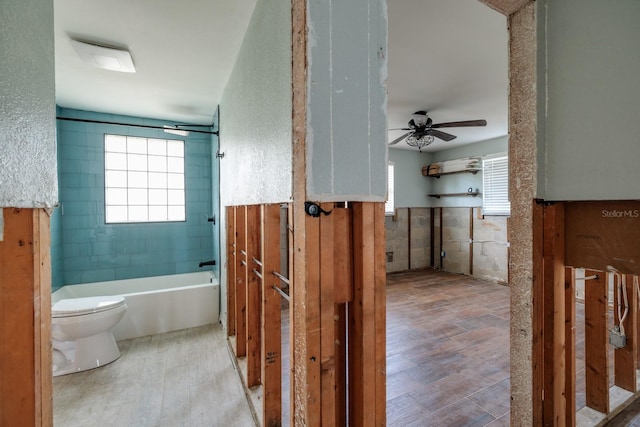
[[388, 111, 487, 151]]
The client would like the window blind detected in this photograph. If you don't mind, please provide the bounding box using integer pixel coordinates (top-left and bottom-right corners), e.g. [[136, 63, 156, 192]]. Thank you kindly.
[[482, 156, 510, 216], [385, 162, 394, 215]]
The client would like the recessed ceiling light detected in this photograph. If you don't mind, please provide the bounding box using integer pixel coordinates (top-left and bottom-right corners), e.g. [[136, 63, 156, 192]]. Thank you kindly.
[[70, 39, 136, 73]]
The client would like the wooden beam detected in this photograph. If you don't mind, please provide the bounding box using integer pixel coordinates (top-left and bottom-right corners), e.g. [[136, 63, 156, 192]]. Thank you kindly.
[[614, 274, 638, 392], [565, 266, 576, 427], [261, 204, 282, 426], [349, 202, 385, 426], [541, 202, 566, 425], [333, 206, 353, 304], [227, 206, 236, 337], [246, 204, 262, 387], [235, 206, 247, 357], [373, 203, 387, 426], [334, 303, 347, 426], [532, 201, 544, 426], [584, 269, 609, 414], [0, 208, 52, 426], [320, 203, 336, 426]]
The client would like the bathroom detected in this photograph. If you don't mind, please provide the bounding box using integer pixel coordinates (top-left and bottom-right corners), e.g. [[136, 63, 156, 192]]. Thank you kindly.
[[50, 106, 223, 373]]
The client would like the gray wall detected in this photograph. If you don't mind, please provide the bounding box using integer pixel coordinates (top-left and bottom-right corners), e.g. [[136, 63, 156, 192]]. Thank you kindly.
[[388, 148, 431, 208], [307, 0, 388, 201], [538, 0, 640, 200], [0, 0, 57, 208]]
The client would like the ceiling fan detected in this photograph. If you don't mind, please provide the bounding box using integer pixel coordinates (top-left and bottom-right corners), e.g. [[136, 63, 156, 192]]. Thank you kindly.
[[389, 111, 487, 151]]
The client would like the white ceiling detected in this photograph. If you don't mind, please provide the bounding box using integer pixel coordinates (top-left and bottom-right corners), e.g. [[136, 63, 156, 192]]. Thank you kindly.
[[54, 0, 508, 148], [54, 0, 257, 126]]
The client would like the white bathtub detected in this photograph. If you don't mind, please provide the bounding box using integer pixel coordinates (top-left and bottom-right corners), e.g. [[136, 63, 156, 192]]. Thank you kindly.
[[52, 271, 219, 340]]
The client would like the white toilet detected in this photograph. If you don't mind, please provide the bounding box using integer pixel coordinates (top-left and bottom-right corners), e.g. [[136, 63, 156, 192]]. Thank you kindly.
[[51, 295, 128, 376]]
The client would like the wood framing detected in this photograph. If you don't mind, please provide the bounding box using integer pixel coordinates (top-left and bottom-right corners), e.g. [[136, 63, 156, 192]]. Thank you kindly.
[[349, 202, 386, 427], [532, 201, 544, 427], [235, 205, 247, 357], [227, 206, 237, 336], [0, 208, 52, 426], [542, 203, 566, 425], [584, 269, 609, 414], [319, 203, 336, 425], [565, 266, 576, 426], [246, 204, 262, 388], [261, 204, 282, 426], [614, 274, 638, 392]]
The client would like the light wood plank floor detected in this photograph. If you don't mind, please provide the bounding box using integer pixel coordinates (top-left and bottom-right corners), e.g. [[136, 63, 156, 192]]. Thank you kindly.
[[53, 324, 256, 427]]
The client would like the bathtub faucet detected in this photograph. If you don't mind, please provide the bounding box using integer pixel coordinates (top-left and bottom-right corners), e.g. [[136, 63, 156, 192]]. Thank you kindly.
[[198, 260, 216, 268]]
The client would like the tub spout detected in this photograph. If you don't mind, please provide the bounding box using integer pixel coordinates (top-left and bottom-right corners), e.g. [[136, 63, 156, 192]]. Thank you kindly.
[[198, 260, 216, 268]]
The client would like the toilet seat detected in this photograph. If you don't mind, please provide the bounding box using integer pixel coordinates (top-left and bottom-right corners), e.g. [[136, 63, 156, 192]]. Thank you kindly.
[[52, 296, 126, 318]]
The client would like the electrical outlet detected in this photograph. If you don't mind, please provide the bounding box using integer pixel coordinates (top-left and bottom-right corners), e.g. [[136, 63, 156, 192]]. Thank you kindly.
[[386, 252, 393, 263], [609, 326, 627, 349], [440, 251, 446, 258]]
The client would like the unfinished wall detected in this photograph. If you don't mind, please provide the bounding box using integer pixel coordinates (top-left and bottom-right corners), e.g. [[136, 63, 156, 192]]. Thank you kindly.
[[306, 0, 388, 201], [385, 208, 431, 273], [473, 210, 509, 283], [0, 0, 57, 208]]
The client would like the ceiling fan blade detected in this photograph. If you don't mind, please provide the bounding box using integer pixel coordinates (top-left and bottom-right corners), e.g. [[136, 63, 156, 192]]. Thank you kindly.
[[388, 127, 412, 131], [388, 132, 411, 146], [428, 129, 457, 142], [431, 119, 487, 128]]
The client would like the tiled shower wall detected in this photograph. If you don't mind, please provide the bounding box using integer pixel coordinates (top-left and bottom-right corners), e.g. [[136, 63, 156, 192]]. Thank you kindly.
[[55, 108, 215, 285]]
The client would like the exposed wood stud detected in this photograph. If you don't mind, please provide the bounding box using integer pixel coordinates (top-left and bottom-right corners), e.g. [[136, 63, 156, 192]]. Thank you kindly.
[[227, 206, 237, 337], [235, 206, 247, 357], [0, 208, 52, 426], [320, 203, 336, 426], [261, 204, 282, 426], [584, 269, 609, 414], [246, 204, 262, 387], [614, 274, 638, 392], [541, 202, 566, 425], [565, 266, 576, 426], [531, 201, 544, 427]]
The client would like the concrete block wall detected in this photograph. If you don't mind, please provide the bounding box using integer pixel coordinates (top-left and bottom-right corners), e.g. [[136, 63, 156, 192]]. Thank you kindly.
[[385, 208, 431, 273], [472, 209, 509, 283]]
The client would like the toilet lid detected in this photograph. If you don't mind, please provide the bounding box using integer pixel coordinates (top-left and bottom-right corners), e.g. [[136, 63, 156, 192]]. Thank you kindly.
[[52, 296, 126, 317]]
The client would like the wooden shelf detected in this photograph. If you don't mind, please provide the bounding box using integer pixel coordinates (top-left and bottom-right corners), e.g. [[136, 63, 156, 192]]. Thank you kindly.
[[426, 169, 481, 179], [428, 192, 481, 199]]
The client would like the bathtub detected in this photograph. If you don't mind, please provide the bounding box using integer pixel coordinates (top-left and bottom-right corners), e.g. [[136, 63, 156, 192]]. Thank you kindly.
[[51, 271, 219, 340]]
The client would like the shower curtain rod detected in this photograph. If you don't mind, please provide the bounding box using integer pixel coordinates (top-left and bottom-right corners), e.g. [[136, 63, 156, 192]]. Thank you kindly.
[[56, 116, 219, 135]]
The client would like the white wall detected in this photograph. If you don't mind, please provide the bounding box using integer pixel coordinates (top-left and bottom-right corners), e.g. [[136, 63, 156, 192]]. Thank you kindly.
[[539, 0, 640, 200], [0, 0, 57, 208], [219, 0, 292, 207], [307, 0, 388, 201]]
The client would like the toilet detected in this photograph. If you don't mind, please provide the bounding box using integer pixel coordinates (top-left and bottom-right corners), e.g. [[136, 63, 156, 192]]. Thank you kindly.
[[51, 295, 128, 376]]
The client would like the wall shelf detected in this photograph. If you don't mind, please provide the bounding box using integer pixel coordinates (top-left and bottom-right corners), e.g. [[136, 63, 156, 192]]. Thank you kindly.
[[425, 169, 480, 179], [428, 192, 481, 199]]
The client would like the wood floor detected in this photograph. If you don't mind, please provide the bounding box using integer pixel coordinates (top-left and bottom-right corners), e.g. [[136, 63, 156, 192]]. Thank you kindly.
[[385, 269, 510, 427]]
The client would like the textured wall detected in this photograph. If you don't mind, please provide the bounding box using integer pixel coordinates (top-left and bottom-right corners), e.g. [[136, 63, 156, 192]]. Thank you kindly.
[[56, 109, 214, 285], [0, 0, 57, 207], [219, 0, 292, 207], [540, 0, 640, 200], [307, 0, 388, 201]]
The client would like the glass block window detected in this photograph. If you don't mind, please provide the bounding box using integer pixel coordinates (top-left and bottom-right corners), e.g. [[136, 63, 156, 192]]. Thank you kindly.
[[105, 134, 185, 223]]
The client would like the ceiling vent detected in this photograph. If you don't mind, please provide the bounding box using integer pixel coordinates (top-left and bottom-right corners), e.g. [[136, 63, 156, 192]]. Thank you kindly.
[[70, 39, 136, 73]]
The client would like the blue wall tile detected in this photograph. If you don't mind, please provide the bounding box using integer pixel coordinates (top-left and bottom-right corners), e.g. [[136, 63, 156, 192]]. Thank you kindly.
[[55, 108, 217, 287]]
